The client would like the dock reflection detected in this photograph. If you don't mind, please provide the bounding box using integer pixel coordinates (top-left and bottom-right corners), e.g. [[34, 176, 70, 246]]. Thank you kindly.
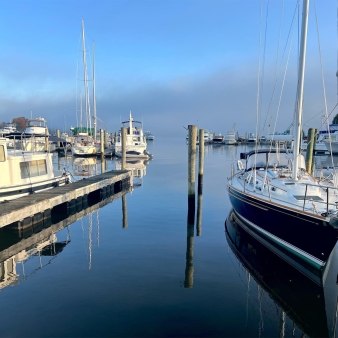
[[0, 186, 132, 290], [225, 209, 338, 337]]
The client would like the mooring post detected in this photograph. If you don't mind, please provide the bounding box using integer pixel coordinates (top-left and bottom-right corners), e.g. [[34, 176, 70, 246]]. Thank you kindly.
[[56, 129, 61, 148], [122, 194, 128, 228], [100, 129, 104, 155], [305, 128, 316, 175], [184, 125, 197, 288], [45, 127, 49, 152], [188, 125, 197, 211], [121, 127, 127, 170], [196, 128, 204, 236]]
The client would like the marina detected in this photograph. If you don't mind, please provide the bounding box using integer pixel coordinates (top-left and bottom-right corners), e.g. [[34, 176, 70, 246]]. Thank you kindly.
[[0, 138, 337, 336], [2, 0, 338, 336]]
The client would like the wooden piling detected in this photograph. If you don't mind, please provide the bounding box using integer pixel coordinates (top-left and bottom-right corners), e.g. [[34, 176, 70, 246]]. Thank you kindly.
[[188, 125, 197, 211], [100, 129, 104, 155], [196, 129, 204, 236], [56, 129, 61, 148], [104, 130, 108, 149], [121, 127, 127, 170], [305, 128, 316, 175], [184, 210, 195, 288], [45, 127, 49, 152]]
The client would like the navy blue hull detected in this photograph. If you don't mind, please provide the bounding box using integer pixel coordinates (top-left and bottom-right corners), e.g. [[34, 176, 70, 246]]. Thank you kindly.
[[228, 184, 338, 267]]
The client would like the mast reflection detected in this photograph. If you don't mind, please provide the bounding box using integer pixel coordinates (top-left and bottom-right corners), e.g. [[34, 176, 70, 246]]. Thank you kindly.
[[0, 186, 132, 290], [225, 209, 338, 337]]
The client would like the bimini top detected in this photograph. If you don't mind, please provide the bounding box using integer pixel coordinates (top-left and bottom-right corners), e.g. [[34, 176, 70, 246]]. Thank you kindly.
[[240, 148, 288, 160], [239, 148, 305, 171]]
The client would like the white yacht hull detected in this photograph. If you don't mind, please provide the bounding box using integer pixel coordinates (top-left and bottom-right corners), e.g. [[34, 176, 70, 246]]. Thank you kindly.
[[0, 173, 70, 202]]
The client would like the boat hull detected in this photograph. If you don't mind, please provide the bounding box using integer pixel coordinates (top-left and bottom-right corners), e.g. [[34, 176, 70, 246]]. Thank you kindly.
[[0, 174, 70, 202], [71, 145, 97, 156], [227, 184, 338, 269]]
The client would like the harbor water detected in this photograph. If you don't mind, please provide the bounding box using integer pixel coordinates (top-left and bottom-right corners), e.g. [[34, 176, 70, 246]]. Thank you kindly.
[[0, 137, 337, 337]]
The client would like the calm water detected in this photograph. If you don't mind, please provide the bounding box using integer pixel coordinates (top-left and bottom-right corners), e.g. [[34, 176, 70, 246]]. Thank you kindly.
[[0, 137, 337, 337]]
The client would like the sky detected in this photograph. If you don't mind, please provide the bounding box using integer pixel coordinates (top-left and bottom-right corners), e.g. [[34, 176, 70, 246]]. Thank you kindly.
[[0, 0, 337, 137]]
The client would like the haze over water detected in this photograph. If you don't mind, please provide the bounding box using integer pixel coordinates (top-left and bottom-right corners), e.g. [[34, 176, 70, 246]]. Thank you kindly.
[[0, 137, 337, 337]]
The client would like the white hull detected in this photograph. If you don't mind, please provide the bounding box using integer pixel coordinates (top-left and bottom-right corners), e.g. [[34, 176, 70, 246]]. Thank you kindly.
[[302, 141, 328, 153], [0, 173, 70, 202], [323, 142, 338, 154], [224, 139, 237, 145], [71, 145, 97, 156]]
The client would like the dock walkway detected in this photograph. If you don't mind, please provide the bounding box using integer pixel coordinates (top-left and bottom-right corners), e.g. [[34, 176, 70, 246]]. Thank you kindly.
[[0, 170, 130, 228]]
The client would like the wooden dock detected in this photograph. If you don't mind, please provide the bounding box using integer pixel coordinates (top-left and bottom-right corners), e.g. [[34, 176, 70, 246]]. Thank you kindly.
[[0, 185, 132, 264], [0, 170, 131, 228]]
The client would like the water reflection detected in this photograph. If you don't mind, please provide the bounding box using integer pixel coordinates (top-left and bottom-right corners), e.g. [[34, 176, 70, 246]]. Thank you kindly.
[[0, 187, 131, 291], [225, 209, 338, 337], [72, 157, 98, 177], [115, 159, 149, 187]]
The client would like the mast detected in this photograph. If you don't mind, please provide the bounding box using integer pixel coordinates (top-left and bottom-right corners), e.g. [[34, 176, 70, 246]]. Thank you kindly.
[[92, 41, 97, 142], [292, 0, 309, 180], [81, 20, 91, 134]]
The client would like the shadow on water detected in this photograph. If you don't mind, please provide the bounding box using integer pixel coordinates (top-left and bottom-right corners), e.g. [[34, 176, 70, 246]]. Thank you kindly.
[[225, 209, 338, 337], [0, 186, 132, 291]]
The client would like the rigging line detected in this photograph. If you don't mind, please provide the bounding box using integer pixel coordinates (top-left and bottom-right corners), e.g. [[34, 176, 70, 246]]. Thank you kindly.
[[262, 0, 284, 133], [254, 0, 263, 192], [260, 21, 296, 192], [258, 0, 270, 135], [261, 0, 300, 134], [314, 0, 335, 172]]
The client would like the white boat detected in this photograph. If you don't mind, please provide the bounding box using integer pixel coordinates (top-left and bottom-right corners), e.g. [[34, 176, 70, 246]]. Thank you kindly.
[[224, 124, 237, 145], [71, 133, 97, 156], [0, 137, 71, 202], [145, 131, 155, 140], [115, 112, 150, 159], [247, 132, 256, 143], [71, 20, 97, 157], [227, 0, 338, 272], [212, 133, 225, 144], [0, 122, 18, 135], [203, 130, 214, 144], [322, 131, 338, 154]]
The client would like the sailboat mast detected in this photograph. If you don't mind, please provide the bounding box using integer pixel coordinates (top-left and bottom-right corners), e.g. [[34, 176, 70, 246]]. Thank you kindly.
[[292, 0, 309, 180], [92, 41, 97, 142], [81, 20, 91, 134]]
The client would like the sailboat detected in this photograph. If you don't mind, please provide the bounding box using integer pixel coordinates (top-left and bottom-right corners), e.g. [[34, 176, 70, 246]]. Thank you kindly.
[[227, 0, 338, 272], [71, 20, 97, 157]]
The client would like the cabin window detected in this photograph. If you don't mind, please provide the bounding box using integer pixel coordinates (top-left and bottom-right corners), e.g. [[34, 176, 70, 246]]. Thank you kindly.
[[0, 145, 5, 161], [20, 160, 47, 179]]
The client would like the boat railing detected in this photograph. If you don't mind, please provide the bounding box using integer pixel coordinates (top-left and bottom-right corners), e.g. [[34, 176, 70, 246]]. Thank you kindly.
[[232, 171, 338, 217]]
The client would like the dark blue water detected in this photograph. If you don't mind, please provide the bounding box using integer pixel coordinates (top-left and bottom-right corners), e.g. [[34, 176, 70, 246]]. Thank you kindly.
[[0, 138, 337, 337]]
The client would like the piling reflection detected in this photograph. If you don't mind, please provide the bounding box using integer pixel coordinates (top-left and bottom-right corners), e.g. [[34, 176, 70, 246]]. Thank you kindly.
[[225, 209, 338, 337], [0, 186, 132, 290]]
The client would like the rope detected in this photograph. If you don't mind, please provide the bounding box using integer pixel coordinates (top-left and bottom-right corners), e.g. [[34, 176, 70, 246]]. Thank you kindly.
[[314, 0, 335, 173]]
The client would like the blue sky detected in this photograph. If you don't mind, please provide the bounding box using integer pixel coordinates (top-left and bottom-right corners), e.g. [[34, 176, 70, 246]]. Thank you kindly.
[[0, 0, 337, 136]]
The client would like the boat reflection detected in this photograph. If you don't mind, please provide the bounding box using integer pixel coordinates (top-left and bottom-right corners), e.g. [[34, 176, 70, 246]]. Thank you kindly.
[[72, 157, 98, 177], [0, 186, 132, 291], [225, 209, 338, 337], [115, 159, 149, 187]]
